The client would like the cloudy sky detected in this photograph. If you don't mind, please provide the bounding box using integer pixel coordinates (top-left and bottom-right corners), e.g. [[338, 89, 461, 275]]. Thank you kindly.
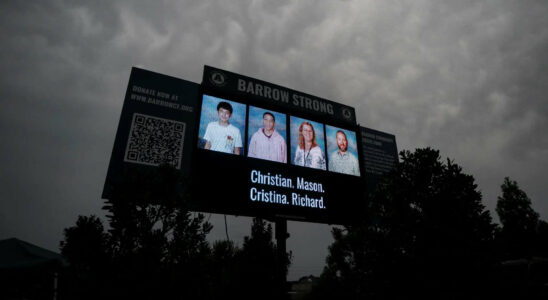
[[1, 0, 547, 280]]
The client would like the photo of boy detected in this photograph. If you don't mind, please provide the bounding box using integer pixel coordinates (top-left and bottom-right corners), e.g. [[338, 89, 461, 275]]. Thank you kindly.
[[247, 107, 287, 163], [198, 95, 246, 155]]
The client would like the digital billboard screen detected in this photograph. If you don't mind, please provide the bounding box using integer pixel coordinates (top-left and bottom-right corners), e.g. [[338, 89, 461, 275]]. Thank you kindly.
[[190, 67, 366, 224]]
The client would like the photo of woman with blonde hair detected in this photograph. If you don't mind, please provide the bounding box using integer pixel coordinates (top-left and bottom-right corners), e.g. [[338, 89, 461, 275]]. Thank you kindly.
[[291, 118, 326, 170]]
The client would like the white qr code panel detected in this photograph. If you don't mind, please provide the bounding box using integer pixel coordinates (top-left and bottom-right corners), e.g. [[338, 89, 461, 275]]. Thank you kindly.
[[124, 113, 186, 169]]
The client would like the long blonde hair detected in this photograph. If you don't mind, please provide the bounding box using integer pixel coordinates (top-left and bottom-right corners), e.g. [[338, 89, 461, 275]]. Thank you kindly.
[[298, 122, 318, 149]]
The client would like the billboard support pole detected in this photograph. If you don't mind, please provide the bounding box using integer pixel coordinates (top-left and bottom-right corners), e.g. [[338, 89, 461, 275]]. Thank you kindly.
[[275, 218, 288, 297]]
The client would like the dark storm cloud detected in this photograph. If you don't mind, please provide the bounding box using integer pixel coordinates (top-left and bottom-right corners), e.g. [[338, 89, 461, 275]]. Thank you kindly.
[[1, 0, 547, 280], [0, 0, 126, 248], [250, 0, 548, 217]]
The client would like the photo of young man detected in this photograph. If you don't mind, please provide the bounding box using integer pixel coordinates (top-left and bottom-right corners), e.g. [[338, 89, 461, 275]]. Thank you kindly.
[[198, 95, 246, 155], [326, 126, 360, 176], [247, 107, 287, 163]]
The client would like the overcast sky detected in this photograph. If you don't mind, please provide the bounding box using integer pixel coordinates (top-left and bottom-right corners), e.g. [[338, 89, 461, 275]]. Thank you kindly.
[[1, 0, 547, 280]]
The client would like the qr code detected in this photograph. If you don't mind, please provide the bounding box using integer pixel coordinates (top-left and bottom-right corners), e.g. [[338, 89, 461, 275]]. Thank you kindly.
[[124, 113, 185, 169]]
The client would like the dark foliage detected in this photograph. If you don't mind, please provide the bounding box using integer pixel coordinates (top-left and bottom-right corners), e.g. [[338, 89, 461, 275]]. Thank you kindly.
[[494, 177, 548, 298], [496, 177, 540, 259], [311, 148, 497, 299], [60, 165, 292, 299], [209, 240, 240, 297], [105, 164, 213, 299], [60, 165, 213, 299], [59, 215, 109, 299], [231, 218, 292, 300]]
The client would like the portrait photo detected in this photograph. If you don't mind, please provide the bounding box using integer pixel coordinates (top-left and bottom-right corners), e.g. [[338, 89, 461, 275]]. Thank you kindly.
[[326, 125, 360, 176], [247, 106, 287, 163], [290, 116, 326, 170], [197, 95, 246, 156]]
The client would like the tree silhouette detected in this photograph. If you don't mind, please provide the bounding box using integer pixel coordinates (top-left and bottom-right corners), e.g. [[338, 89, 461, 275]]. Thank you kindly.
[[210, 240, 240, 298], [493, 177, 548, 299], [231, 218, 291, 300], [60, 215, 109, 299], [312, 148, 497, 299], [496, 177, 540, 259], [60, 164, 213, 299]]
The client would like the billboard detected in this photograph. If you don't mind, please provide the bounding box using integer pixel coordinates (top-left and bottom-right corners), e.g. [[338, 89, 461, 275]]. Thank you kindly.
[[103, 66, 398, 225], [190, 67, 366, 224]]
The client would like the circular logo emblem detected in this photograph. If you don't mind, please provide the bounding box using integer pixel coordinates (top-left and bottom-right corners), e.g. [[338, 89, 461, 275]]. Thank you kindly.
[[209, 71, 227, 87], [342, 108, 352, 120]]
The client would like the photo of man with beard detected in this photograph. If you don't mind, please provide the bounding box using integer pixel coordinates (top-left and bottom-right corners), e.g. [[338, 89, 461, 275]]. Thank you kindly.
[[328, 129, 360, 176]]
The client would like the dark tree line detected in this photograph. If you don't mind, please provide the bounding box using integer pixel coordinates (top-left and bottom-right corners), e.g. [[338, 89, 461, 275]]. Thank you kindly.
[[309, 148, 548, 299], [59, 165, 290, 299], [60, 148, 548, 299]]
